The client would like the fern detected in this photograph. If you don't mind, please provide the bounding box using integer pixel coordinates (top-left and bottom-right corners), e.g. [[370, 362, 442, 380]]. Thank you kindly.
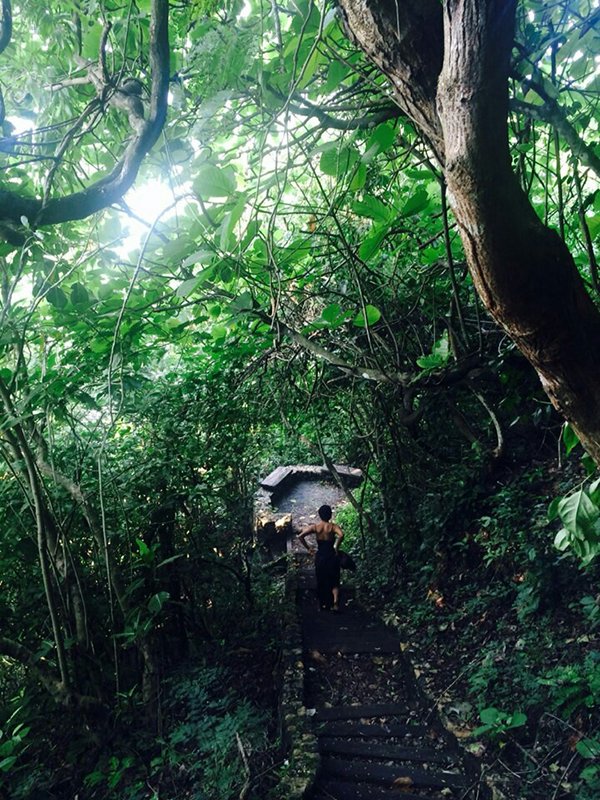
[[163, 665, 269, 799]]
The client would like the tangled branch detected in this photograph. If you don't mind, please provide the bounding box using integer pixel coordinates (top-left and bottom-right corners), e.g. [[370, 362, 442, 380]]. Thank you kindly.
[[0, 0, 170, 241]]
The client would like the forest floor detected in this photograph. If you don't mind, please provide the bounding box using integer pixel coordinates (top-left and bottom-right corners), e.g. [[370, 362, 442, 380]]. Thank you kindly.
[[357, 456, 600, 800], [268, 463, 600, 798]]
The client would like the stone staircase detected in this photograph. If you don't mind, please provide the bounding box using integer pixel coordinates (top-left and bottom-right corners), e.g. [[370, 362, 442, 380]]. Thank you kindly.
[[296, 558, 488, 800]]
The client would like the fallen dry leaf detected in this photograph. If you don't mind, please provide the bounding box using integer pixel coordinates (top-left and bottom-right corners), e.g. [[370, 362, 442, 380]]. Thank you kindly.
[[392, 776, 414, 792], [309, 649, 327, 664]]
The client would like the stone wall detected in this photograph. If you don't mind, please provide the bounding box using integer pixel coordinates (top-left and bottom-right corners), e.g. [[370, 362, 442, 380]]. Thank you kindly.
[[277, 558, 319, 798]]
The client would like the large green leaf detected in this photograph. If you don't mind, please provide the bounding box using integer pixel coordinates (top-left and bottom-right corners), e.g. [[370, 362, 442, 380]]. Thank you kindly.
[[70, 283, 89, 305], [350, 162, 367, 191], [401, 188, 430, 217], [557, 489, 599, 540], [353, 305, 381, 327], [176, 266, 215, 298], [219, 194, 246, 251], [322, 303, 341, 323], [352, 196, 392, 224], [148, 591, 170, 614], [358, 224, 390, 260], [325, 60, 350, 93], [562, 423, 579, 455], [320, 146, 360, 178], [46, 287, 68, 309], [193, 164, 236, 197], [362, 122, 396, 163], [417, 333, 451, 370]]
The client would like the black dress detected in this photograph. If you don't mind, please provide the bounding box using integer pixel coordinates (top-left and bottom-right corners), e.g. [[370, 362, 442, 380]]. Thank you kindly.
[[315, 538, 340, 609]]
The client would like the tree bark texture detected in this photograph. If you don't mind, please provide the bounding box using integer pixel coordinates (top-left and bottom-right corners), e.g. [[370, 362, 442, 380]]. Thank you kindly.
[[339, 0, 600, 464]]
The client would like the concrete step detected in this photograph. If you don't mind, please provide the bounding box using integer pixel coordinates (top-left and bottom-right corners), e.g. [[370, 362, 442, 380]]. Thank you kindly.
[[320, 756, 469, 791], [318, 739, 455, 764]]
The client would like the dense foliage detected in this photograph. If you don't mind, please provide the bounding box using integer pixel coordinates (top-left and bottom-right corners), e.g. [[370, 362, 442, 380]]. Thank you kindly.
[[0, 0, 599, 797]]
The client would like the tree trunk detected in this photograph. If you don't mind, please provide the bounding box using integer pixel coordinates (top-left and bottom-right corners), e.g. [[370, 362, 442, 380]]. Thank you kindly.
[[339, 0, 600, 464]]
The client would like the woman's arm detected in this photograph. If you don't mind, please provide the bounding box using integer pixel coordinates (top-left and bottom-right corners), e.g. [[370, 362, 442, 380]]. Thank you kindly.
[[298, 524, 316, 553], [333, 524, 344, 554]]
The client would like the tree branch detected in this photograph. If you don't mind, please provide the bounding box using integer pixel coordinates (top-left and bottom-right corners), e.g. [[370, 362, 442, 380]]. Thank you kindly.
[[283, 94, 402, 131], [0, 0, 170, 238], [510, 97, 600, 180], [0, 0, 12, 127], [0, 635, 104, 709]]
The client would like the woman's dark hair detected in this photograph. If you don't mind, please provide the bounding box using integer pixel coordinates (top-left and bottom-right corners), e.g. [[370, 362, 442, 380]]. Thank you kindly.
[[318, 504, 332, 521]]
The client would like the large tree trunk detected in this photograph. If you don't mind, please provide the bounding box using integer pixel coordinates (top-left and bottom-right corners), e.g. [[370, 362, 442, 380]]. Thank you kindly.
[[339, 0, 600, 464]]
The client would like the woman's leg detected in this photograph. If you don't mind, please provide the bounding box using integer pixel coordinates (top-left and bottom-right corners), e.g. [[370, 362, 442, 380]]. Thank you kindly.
[[332, 586, 340, 611]]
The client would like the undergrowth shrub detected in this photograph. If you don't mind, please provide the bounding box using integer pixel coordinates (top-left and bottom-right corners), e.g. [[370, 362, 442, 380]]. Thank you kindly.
[[540, 652, 600, 719], [162, 664, 269, 799]]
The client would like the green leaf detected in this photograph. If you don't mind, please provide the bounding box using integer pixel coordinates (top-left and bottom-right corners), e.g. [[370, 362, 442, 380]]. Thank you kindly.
[[98, 283, 113, 300], [136, 540, 148, 557], [575, 739, 600, 758], [320, 146, 359, 178], [577, 738, 600, 759], [156, 555, 184, 569], [586, 214, 600, 241], [219, 194, 246, 251], [362, 122, 396, 163], [193, 164, 236, 197], [0, 741, 14, 757], [557, 489, 599, 541], [507, 712, 527, 728], [353, 305, 381, 327], [182, 250, 214, 268], [82, 21, 102, 60], [322, 303, 341, 323], [471, 724, 493, 738], [589, 477, 600, 506], [581, 765, 600, 783], [352, 196, 392, 224], [176, 277, 202, 298], [554, 529, 570, 551], [401, 188, 430, 217], [358, 224, 390, 260], [46, 287, 68, 309], [582, 453, 597, 477], [416, 333, 451, 370], [479, 707, 500, 724], [0, 756, 17, 772], [148, 591, 169, 614], [163, 236, 193, 261], [297, 46, 324, 90], [324, 60, 350, 94], [89, 338, 110, 354], [211, 324, 227, 340], [350, 162, 367, 191], [70, 283, 89, 305], [562, 423, 579, 455], [547, 497, 561, 522], [230, 291, 253, 311]]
